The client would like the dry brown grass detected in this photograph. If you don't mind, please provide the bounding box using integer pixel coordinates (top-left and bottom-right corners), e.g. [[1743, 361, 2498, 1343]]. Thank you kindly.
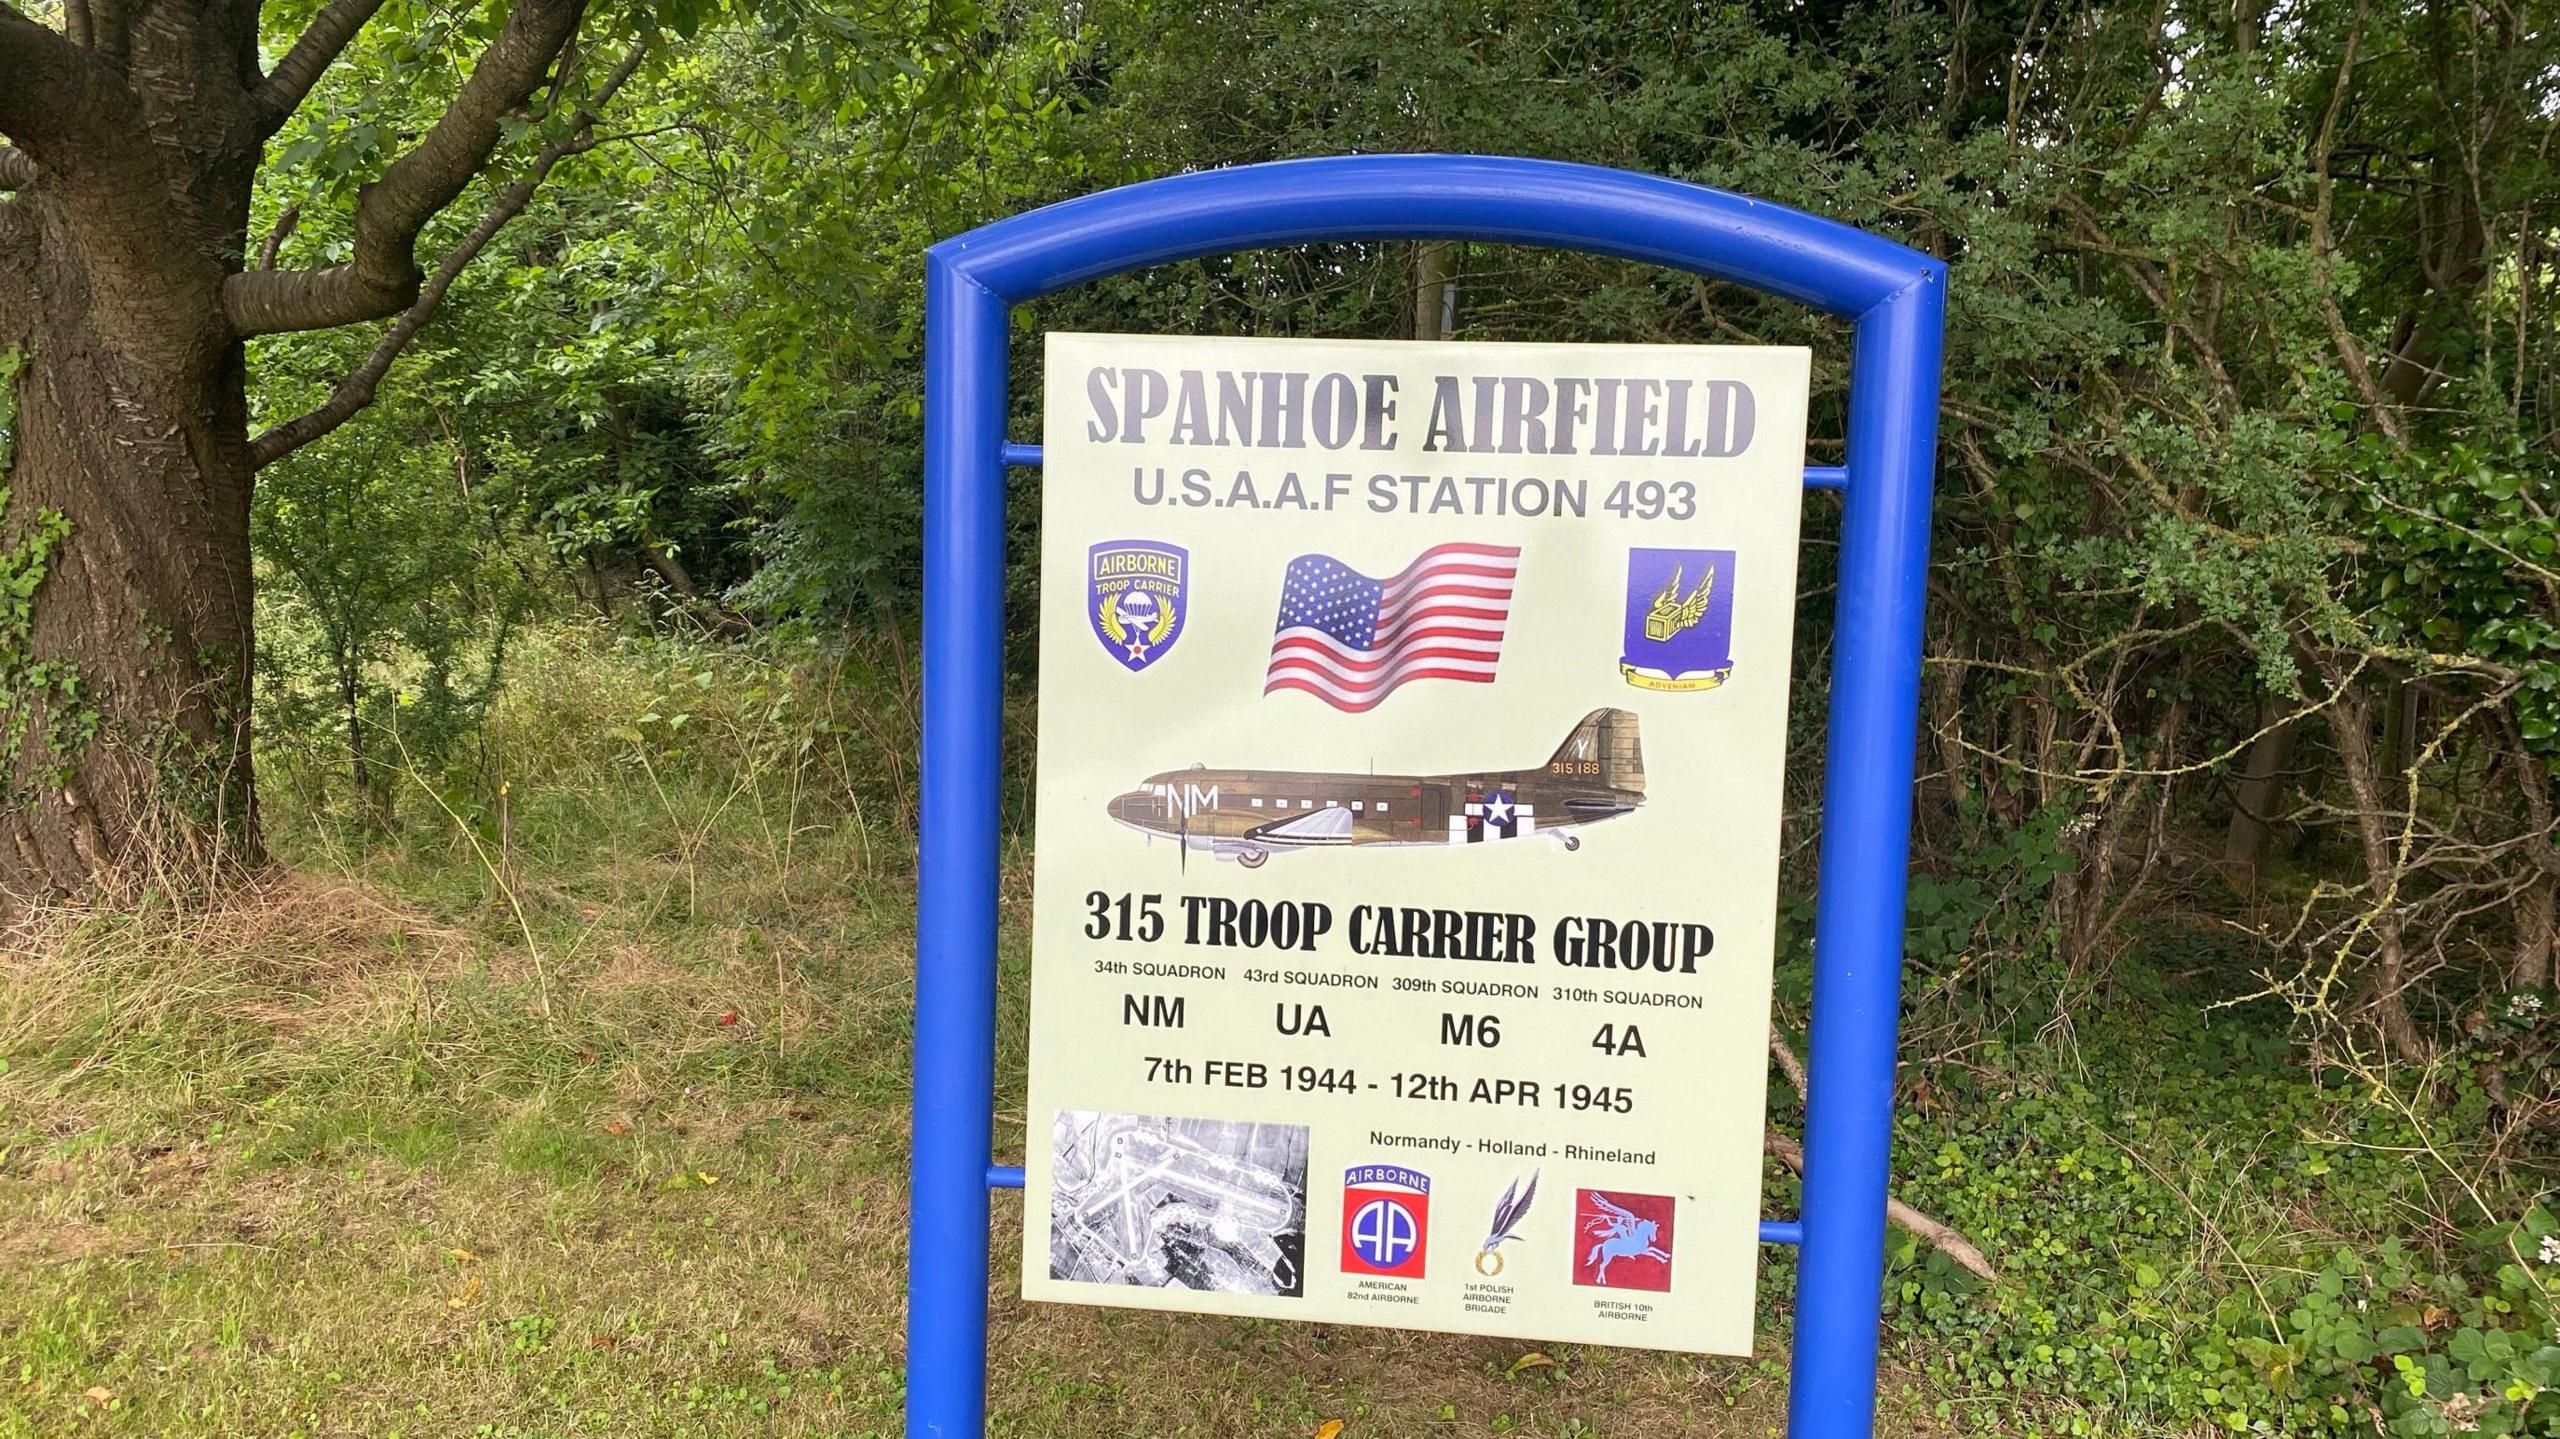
[[2, 872, 474, 1046], [0, 629, 1963, 1436]]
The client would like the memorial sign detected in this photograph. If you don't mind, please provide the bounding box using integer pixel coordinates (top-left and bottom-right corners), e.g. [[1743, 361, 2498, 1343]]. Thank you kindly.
[[1019, 333, 1813, 1354]]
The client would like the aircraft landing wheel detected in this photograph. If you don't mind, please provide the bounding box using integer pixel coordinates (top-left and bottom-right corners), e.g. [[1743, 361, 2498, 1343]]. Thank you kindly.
[[1562, 834, 1581, 852], [1238, 848, 1269, 869]]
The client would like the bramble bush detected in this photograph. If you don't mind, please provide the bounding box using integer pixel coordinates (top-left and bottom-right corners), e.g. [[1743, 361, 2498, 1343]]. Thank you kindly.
[[1855, 921, 2560, 1437], [1756, 789, 2560, 1436]]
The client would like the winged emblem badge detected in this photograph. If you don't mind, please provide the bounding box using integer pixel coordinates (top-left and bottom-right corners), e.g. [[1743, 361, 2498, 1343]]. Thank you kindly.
[[1620, 546, 1738, 692]]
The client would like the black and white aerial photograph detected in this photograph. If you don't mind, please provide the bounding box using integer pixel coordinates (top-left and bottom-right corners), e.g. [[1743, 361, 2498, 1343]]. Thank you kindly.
[[1047, 1110, 1308, 1297]]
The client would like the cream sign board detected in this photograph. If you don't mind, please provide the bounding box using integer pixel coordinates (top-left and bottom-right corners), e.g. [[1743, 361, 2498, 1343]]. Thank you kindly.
[[1019, 333, 1811, 1355]]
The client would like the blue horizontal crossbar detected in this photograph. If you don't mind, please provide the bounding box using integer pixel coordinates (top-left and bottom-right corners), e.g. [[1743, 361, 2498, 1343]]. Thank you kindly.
[[1002, 443, 1847, 491], [987, 1163, 1796, 1244]]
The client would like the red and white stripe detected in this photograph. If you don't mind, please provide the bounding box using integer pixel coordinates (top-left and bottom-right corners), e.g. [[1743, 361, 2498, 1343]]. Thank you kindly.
[[1264, 542, 1520, 712]]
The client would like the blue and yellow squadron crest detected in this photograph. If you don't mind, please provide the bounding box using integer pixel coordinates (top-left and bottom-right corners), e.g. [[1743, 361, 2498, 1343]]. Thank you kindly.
[[1089, 540, 1187, 672], [1619, 547, 1737, 691]]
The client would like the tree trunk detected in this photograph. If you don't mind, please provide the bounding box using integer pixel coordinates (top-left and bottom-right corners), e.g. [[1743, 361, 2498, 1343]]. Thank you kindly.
[[1411, 241, 1456, 341], [642, 543, 751, 636], [0, 28, 267, 898], [341, 659, 382, 829], [1930, 653, 1969, 823], [2518, 871, 2557, 994], [2327, 679, 2427, 1062], [2223, 702, 2296, 884], [3, 0, 601, 900], [2506, 718, 2560, 992]]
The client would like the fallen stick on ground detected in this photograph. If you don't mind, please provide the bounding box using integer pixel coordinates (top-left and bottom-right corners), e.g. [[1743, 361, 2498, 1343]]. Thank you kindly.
[[1766, 1028, 2001, 1284]]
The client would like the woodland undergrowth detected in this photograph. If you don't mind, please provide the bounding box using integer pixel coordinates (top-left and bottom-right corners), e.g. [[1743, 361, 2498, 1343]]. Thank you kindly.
[[3, 627, 2553, 1436]]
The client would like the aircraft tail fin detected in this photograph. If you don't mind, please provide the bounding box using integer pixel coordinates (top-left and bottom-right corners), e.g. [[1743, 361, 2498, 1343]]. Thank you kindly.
[[1547, 708, 1644, 795]]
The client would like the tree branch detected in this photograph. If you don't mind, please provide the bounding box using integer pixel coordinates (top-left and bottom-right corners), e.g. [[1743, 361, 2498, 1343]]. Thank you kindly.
[[2303, 0, 2409, 449], [0, 2, 136, 157], [0, 146, 35, 190], [1767, 1028, 2002, 1283], [252, 0, 391, 134], [1765, 1132, 2003, 1284], [221, 0, 591, 338], [249, 43, 645, 468], [256, 204, 300, 268]]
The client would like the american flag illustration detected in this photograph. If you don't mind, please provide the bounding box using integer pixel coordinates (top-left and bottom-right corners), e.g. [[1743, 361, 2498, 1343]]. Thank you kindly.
[[1264, 542, 1522, 712]]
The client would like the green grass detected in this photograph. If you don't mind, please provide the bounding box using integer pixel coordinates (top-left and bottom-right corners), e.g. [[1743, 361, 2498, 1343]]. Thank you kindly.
[[0, 633, 1917, 1438], [0, 846, 1848, 1438], [5, 629, 2528, 1437]]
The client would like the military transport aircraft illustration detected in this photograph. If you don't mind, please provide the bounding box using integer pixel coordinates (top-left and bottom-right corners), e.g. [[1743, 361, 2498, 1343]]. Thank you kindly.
[[1105, 707, 1645, 868]]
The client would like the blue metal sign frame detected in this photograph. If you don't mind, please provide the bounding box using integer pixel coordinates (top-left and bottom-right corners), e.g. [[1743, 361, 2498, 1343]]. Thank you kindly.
[[911, 154, 1945, 1439]]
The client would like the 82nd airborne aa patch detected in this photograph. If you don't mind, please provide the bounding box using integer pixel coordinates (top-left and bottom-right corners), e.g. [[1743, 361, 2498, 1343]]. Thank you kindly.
[[1340, 1163, 1431, 1279], [1089, 540, 1188, 672]]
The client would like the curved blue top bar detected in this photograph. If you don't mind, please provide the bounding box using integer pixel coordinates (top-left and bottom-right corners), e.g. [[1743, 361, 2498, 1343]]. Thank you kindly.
[[929, 154, 1941, 318]]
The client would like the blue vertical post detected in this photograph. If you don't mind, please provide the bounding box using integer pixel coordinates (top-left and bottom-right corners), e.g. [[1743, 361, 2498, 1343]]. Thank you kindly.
[[1787, 277, 1945, 1439], [909, 260, 1010, 1439]]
